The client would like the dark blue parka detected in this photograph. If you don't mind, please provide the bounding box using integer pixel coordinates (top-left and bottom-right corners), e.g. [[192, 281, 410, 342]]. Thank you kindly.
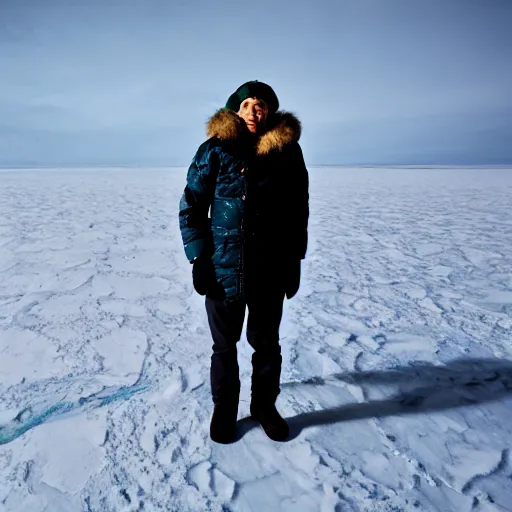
[[179, 109, 309, 301]]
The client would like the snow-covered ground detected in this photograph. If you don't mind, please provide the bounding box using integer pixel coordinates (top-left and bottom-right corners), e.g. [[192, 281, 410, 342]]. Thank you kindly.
[[1, 167, 512, 512]]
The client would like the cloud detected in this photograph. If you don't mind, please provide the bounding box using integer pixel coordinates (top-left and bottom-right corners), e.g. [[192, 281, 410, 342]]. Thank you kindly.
[[1, 0, 511, 166], [303, 110, 512, 165]]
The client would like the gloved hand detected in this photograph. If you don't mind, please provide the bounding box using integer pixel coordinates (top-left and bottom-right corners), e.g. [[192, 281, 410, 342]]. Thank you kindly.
[[192, 257, 216, 296], [285, 259, 301, 299], [192, 257, 225, 299]]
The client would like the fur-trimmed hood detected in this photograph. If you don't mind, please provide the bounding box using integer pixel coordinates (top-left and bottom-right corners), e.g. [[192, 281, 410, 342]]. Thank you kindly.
[[206, 109, 301, 155]]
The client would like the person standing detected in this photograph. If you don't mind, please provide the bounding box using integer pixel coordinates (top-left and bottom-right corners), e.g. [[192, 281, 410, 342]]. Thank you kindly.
[[179, 81, 309, 443]]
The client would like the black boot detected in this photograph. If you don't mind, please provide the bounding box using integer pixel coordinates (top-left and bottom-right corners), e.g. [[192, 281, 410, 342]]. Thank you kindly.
[[205, 296, 245, 444], [210, 401, 239, 444], [250, 402, 289, 442]]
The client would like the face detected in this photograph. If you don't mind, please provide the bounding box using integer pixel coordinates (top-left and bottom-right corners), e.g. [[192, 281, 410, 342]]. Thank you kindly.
[[238, 97, 269, 133]]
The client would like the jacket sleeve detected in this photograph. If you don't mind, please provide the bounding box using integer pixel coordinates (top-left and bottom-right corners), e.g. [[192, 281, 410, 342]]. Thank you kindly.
[[292, 143, 309, 260], [178, 143, 218, 262]]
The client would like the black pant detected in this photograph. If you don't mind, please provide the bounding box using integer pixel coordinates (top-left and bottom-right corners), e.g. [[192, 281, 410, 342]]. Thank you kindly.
[[205, 276, 285, 406]]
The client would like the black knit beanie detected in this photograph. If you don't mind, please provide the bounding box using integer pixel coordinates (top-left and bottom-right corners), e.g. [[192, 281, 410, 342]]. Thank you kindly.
[[225, 80, 279, 115]]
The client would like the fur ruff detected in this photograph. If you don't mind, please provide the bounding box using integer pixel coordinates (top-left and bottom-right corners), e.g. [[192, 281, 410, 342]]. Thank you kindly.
[[206, 109, 301, 155]]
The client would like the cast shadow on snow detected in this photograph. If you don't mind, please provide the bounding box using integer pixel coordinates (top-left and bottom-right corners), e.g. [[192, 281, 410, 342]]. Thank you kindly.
[[235, 357, 512, 442]]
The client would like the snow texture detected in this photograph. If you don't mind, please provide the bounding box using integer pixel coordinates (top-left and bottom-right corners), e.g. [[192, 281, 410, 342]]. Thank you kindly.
[[1, 167, 512, 512]]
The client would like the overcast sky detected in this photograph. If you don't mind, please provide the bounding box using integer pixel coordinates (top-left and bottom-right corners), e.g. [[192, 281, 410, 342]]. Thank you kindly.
[[1, 0, 511, 167]]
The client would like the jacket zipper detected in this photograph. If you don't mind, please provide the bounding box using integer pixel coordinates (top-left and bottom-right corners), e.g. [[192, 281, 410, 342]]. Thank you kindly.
[[239, 166, 248, 297], [239, 220, 245, 296]]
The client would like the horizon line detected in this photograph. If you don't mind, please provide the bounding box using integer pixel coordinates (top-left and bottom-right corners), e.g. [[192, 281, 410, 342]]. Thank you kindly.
[[1, 164, 512, 171]]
